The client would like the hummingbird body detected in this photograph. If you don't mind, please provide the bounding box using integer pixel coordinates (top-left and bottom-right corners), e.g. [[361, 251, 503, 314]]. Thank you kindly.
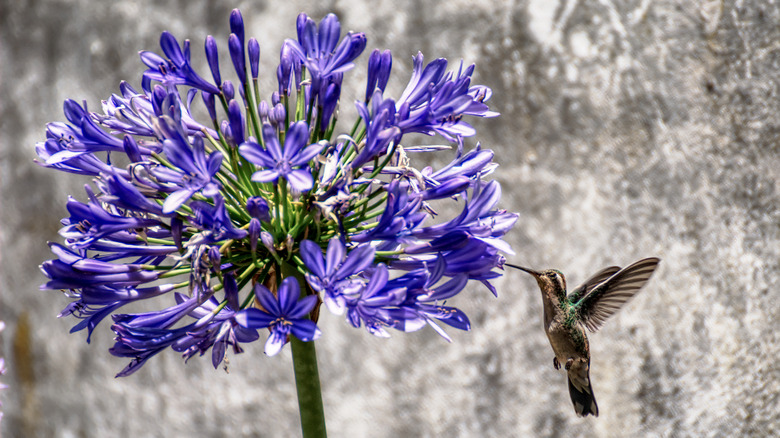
[[507, 258, 660, 417]]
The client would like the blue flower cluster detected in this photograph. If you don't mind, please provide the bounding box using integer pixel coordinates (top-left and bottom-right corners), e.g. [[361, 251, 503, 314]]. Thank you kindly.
[[37, 10, 517, 376]]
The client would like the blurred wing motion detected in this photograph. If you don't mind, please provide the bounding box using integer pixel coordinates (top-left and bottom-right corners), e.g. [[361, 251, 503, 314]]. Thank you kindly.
[[574, 258, 660, 332], [566, 266, 621, 303]]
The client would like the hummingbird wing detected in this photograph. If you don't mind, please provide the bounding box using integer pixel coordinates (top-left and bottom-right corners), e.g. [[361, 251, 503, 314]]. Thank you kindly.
[[574, 257, 660, 332], [566, 266, 621, 303]]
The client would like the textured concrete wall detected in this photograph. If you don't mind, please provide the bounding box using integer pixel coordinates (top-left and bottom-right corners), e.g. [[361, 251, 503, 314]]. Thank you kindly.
[[1, 0, 778, 437]]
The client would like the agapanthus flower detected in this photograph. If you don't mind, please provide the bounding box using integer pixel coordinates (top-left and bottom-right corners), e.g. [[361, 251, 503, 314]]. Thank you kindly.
[[37, 9, 517, 378], [234, 277, 321, 356], [239, 122, 325, 191]]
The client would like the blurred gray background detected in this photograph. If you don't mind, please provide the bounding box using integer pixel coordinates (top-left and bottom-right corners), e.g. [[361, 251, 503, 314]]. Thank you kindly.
[[1, 0, 778, 437]]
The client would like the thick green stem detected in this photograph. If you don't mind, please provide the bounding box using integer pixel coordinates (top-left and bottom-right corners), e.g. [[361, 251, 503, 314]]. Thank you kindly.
[[291, 336, 327, 438], [282, 262, 327, 438]]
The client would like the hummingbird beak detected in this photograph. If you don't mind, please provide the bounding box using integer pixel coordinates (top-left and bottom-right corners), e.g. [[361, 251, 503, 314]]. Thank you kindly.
[[504, 263, 541, 278]]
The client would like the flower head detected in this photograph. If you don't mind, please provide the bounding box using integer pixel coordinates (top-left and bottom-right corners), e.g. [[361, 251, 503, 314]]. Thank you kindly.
[[37, 9, 516, 376]]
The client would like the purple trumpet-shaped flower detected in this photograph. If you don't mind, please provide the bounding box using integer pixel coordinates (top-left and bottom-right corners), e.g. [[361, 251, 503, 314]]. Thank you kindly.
[[344, 264, 406, 338], [96, 82, 159, 137], [394, 52, 498, 140], [150, 115, 223, 213], [426, 144, 497, 184], [356, 53, 499, 152], [59, 284, 175, 343], [384, 257, 471, 341], [60, 193, 161, 249], [234, 277, 321, 356], [171, 293, 260, 369], [286, 13, 366, 103], [45, 99, 127, 154], [140, 32, 221, 95], [350, 180, 428, 249], [35, 137, 120, 176], [352, 90, 402, 169], [300, 239, 375, 314], [189, 196, 248, 243], [41, 243, 161, 290], [393, 234, 506, 295], [141, 31, 219, 94], [412, 180, 518, 252], [109, 289, 258, 376], [97, 170, 165, 215], [239, 121, 324, 191]]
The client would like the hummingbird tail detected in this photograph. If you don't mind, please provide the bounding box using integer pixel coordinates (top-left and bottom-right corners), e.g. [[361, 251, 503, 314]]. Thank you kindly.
[[567, 372, 599, 417]]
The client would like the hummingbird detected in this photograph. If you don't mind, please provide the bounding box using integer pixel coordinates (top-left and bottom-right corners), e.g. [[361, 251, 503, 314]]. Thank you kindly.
[[506, 257, 660, 417]]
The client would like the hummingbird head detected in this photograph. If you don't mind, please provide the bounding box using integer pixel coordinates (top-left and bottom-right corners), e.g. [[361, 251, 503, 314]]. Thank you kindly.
[[505, 264, 567, 294]]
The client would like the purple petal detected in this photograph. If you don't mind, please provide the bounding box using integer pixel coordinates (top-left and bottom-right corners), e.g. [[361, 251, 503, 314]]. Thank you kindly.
[[261, 124, 284, 161], [290, 143, 325, 166], [162, 188, 197, 214], [323, 293, 346, 315], [277, 277, 301, 314], [300, 240, 326, 278], [239, 142, 275, 167], [264, 330, 286, 356], [318, 14, 341, 53], [290, 319, 321, 342], [324, 238, 345, 275], [288, 294, 318, 319], [421, 274, 468, 301], [159, 32, 185, 66], [283, 121, 310, 158], [286, 169, 314, 191], [250, 169, 281, 183], [206, 151, 223, 176], [334, 244, 375, 280], [140, 51, 166, 69], [235, 308, 274, 329], [255, 284, 281, 315], [297, 15, 317, 57]]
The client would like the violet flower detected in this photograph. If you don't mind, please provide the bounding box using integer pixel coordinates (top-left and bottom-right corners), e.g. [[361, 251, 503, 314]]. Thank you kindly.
[[235, 277, 321, 356], [36, 9, 516, 381], [239, 122, 324, 192]]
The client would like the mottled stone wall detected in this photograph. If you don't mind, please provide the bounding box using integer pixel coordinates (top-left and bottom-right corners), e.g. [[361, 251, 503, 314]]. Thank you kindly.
[[1, 0, 777, 437]]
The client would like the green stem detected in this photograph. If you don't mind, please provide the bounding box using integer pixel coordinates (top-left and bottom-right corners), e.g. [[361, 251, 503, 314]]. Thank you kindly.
[[282, 263, 327, 438], [290, 336, 327, 438]]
